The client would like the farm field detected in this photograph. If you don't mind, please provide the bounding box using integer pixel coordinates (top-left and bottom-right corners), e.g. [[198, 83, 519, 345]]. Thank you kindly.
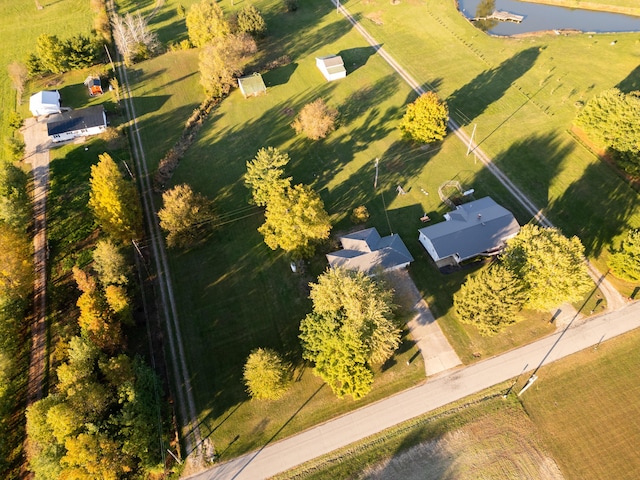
[[121, 0, 640, 461], [275, 328, 640, 479]]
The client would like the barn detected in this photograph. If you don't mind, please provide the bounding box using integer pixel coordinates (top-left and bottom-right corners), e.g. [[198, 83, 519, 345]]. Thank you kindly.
[[316, 55, 346, 82], [29, 90, 62, 117], [47, 106, 107, 143]]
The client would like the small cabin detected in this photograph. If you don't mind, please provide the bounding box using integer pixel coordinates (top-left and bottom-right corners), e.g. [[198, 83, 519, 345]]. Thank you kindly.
[[316, 55, 346, 82]]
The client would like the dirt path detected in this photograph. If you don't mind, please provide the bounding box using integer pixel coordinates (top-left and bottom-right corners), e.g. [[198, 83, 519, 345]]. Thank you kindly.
[[385, 270, 461, 376], [22, 117, 51, 406], [333, 0, 626, 314]]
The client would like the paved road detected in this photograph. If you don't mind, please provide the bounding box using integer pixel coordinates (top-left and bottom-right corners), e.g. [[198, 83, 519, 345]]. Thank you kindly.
[[186, 301, 640, 480], [22, 117, 51, 406]]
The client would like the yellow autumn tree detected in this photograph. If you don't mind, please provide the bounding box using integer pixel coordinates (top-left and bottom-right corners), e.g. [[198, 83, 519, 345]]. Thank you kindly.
[[88, 153, 142, 243]]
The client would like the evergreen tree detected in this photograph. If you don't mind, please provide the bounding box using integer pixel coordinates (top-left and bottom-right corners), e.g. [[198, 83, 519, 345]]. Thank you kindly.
[[237, 4, 267, 38]]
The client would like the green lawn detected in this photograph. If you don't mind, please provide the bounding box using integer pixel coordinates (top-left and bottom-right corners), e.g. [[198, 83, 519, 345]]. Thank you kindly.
[[0, 0, 93, 142], [522, 328, 640, 480], [122, 0, 640, 461]]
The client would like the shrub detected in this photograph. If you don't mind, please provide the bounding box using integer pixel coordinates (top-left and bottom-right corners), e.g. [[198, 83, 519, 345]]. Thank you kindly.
[[351, 205, 370, 224]]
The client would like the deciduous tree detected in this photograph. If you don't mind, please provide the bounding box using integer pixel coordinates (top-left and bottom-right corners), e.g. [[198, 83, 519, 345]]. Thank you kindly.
[[608, 228, 640, 283], [399, 91, 448, 144], [0, 224, 33, 301], [93, 239, 129, 286], [0, 161, 30, 230], [259, 183, 331, 259], [243, 348, 290, 400], [237, 4, 267, 38], [7, 62, 28, 102], [88, 153, 143, 243], [502, 225, 592, 311], [111, 12, 159, 66], [186, 0, 230, 48], [299, 269, 400, 399], [292, 98, 338, 140], [454, 264, 527, 335], [198, 33, 256, 97], [244, 147, 291, 206], [158, 183, 215, 248]]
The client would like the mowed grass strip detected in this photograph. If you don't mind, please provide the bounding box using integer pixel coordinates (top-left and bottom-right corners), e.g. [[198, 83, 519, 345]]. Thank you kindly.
[[521, 328, 640, 480]]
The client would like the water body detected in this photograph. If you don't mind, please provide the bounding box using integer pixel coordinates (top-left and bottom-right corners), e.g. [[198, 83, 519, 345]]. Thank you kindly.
[[457, 0, 640, 36]]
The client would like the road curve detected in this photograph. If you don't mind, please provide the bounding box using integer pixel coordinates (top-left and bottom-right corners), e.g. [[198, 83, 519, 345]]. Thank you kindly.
[[186, 301, 640, 480]]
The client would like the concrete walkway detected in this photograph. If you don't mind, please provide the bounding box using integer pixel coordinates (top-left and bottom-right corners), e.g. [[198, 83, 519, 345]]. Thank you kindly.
[[385, 270, 461, 376], [185, 301, 640, 480], [21, 116, 51, 406]]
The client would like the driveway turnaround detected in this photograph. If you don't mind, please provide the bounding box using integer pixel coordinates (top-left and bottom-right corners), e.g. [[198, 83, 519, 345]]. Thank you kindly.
[[185, 301, 640, 480]]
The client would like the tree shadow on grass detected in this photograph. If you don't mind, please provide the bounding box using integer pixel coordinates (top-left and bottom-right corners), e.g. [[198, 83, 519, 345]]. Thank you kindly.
[[546, 161, 639, 257], [447, 47, 542, 126], [616, 64, 640, 94], [262, 62, 298, 87], [339, 73, 400, 126]]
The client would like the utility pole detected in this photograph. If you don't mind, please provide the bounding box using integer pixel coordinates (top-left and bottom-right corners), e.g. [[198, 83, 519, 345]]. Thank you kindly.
[[466, 123, 477, 156], [518, 374, 538, 397], [373, 157, 379, 190]]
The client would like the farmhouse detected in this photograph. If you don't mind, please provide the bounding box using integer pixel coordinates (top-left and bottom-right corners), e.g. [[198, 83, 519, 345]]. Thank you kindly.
[[46, 106, 107, 143], [316, 55, 346, 81], [326, 227, 414, 275], [237, 73, 266, 98], [418, 197, 520, 268], [29, 90, 62, 117], [84, 76, 103, 96]]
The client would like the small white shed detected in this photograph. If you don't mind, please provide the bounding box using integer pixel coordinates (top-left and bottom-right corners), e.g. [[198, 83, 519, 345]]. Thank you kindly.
[[316, 55, 346, 82], [29, 90, 62, 117]]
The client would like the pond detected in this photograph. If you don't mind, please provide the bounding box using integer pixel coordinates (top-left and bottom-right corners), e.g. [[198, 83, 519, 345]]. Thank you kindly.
[[457, 0, 640, 36]]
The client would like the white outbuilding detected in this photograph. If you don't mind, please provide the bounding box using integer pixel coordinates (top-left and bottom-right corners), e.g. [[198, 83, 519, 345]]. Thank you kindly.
[[29, 90, 62, 117], [316, 55, 346, 82]]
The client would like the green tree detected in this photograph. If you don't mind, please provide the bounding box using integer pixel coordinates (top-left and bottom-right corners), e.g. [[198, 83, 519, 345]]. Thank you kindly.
[[576, 88, 640, 154], [243, 348, 290, 400], [454, 264, 527, 335], [237, 4, 267, 38], [93, 239, 130, 286], [292, 98, 338, 140], [88, 153, 143, 242], [186, 0, 230, 48], [502, 225, 592, 311], [259, 183, 331, 259], [299, 269, 400, 399], [26, 396, 64, 480], [35, 34, 66, 73], [399, 91, 448, 144], [0, 224, 33, 301], [244, 147, 292, 206], [198, 33, 256, 97], [62, 34, 100, 70], [0, 161, 30, 230], [608, 228, 640, 283], [158, 183, 216, 248]]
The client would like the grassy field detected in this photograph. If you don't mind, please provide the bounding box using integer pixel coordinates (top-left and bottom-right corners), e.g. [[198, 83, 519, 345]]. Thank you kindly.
[[120, 0, 640, 461], [522, 327, 640, 480], [0, 0, 93, 144]]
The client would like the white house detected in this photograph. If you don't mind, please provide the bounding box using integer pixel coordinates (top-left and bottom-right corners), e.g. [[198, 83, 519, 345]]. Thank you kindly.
[[326, 227, 414, 275], [29, 90, 61, 117], [46, 106, 107, 143], [316, 55, 346, 82], [418, 197, 520, 268]]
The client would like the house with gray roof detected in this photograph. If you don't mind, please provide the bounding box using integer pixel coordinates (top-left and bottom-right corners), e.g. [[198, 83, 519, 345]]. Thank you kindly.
[[47, 106, 107, 143], [316, 55, 346, 81], [237, 73, 266, 98], [418, 197, 520, 268], [326, 227, 414, 275]]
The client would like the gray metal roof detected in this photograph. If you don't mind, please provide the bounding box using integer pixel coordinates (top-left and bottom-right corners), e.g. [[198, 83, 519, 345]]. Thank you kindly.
[[327, 227, 414, 274], [237, 73, 266, 96], [47, 106, 106, 135], [419, 197, 520, 261]]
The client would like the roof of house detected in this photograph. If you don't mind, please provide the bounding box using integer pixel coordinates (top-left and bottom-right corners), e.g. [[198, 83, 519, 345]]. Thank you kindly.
[[326, 227, 414, 274], [30, 90, 60, 107], [316, 55, 346, 75], [84, 76, 101, 87], [237, 73, 266, 96], [47, 106, 106, 136], [418, 197, 520, 261]]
